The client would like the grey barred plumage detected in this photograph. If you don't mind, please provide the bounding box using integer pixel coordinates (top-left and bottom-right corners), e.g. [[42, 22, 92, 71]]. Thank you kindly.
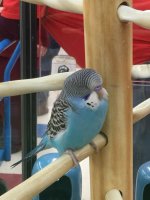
[[47, 69, 103, 138], [62, 68, 103, 98], [47, 99, 69, 137]]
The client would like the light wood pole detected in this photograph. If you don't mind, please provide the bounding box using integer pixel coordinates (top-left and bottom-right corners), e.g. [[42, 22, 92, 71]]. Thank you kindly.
[[83, 0, 133, 199]]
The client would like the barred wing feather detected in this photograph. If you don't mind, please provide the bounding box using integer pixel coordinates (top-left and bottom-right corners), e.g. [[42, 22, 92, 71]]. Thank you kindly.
[[47, 99, 69, 138]]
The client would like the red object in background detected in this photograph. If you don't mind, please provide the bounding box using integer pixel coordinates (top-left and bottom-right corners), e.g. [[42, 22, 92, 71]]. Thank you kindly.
[[42, 2, 150, 66], [133, 0, 150, 64], [1, 0, 46, 19], [0, 173, 21, 189], [133, 25, 150, 64], [1, 0, 150, 66], [42, 8, 85, 67]]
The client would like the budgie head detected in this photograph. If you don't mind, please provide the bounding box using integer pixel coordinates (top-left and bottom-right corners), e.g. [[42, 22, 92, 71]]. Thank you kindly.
[[62, 69, 107, 100]]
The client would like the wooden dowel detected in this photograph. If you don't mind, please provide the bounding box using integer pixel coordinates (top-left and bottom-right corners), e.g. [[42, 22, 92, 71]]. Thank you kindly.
[[0, 72, 72, 97], [21, 0, 150, 28], [133, 98, 150, 123], [132, 64, 150, 79], [105, 189, 123, 200], [0, 71, 149, 123], [21, 0, 83, 14], [0, 134, 106, 200], [0, 66, 150, 98], [118, 5, 150, 29]]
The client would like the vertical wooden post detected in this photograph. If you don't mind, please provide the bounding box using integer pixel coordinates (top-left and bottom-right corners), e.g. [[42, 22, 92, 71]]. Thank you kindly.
[[83, 0, 133, 199]]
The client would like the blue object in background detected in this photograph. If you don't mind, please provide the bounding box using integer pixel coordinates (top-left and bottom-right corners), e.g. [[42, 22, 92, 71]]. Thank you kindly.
[[3, 42, 20, 161], [32, 153, 82, 200], [135, 161, 150, 200], [0, 40, 20, 161], [0, 39, 11, 54]]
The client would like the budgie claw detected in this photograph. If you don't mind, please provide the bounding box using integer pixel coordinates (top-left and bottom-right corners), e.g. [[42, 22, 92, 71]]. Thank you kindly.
[[65, 149, 79, 167]]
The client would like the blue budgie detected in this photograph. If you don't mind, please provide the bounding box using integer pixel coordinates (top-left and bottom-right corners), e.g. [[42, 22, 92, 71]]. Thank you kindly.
[[12, 68, 108, 167]]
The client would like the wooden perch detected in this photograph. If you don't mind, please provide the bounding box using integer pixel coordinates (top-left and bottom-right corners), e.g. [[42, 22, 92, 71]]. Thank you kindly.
[[105, 189, 123, 200], [0, 72, 149, 124], [21, 0, 83, 14], [0, 65, 149, 98], [21, 1, 150, 29], [118, 5, 150, 29], [133, 98, 150, 123], [0, 134, 106, 200], [132, 64, 150, 79], [0, 72, 72, 97]]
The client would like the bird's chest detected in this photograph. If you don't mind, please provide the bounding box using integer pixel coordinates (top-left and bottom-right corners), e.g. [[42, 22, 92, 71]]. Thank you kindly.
[[64, 94, 108, 148], [68, 103, 102, 136], [52, 92, 108, 154]]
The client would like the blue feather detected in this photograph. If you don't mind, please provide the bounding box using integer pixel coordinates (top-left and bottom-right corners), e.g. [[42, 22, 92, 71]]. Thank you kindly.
[[51, 97, 108, 154]]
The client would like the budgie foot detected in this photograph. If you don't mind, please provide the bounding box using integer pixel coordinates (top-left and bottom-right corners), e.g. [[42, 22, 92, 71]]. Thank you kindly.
[[65, 149, 79, 167]]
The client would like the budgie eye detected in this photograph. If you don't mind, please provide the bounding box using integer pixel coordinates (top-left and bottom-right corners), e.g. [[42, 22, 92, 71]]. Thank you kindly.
[[94, 85, 102, 92]]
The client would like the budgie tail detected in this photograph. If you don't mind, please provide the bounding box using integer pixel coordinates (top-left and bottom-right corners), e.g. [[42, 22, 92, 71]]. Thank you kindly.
[[11, 142, 46, 168]]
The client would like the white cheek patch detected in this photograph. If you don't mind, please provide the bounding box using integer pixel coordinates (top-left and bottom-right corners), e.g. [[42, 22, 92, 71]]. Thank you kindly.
[[85, 91, 100, 109]]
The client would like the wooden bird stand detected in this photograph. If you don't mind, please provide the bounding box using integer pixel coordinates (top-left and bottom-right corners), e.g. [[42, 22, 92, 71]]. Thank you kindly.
[[83, 0, 133, 199]]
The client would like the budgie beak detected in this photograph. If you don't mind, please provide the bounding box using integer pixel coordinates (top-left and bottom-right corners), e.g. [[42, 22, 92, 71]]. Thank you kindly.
[[98, 87, 108, 100]]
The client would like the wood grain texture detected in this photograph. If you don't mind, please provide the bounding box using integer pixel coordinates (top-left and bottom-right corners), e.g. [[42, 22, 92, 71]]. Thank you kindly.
[[83, 0, 133, 199]]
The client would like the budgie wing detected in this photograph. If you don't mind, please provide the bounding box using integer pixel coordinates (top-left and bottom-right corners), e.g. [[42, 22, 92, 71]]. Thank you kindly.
[[47, 98, 70, 138]]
